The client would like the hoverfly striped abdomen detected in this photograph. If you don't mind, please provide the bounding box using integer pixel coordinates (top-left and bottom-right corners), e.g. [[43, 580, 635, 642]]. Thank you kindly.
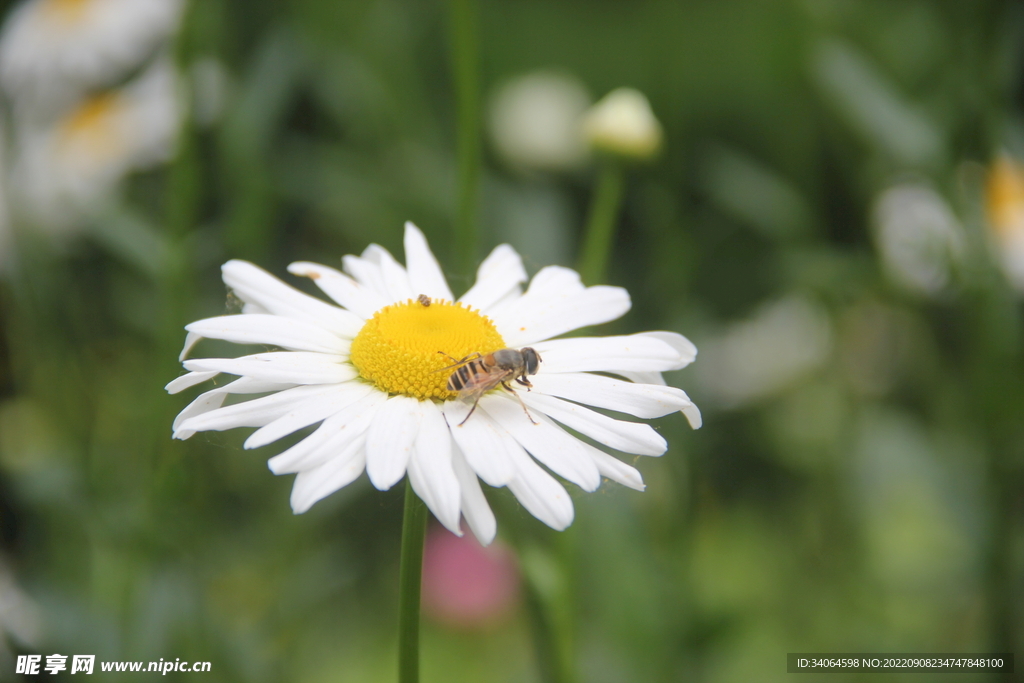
[[437, 348, 542, 425], [446, 358, 484, 393]]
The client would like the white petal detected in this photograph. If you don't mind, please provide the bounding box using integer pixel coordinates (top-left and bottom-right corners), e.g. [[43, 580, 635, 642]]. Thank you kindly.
[[580, 443, 645, 491], [526, 265, 586, 293], [365, 395, 421, 490], [680, 403, 702, 429], [459, 244, 527, 311], [640, 331, 697, 369], [184, 352, 356, 385], [221, 260, 363, 338], [532, 334, 687, 374], [612, 375, 702, 428], [165, 370, 219, 394], [479, 393, 601, 492], [342, 254, 389, 299], [442, 401, 516, 486], [611, 332, 696, 387], [179, 331, 203, 361], [450, 444, 497, 545], [609, 375, 702, 428], [504, 440, 575, 531], [287, 262, 389, 319], [244, 381, 376, 449], [218, 377, 297, 394], [268, 419, 344, 475], [289, 437, 367, 514], [617, 371, 665, 385], [362, 244, 415, 303], [177, 383, 344, 436], [613, 373, 700, 427], [492, 267, 631, 346], [404, 222, 454, 301], [172, 388, 230, 440], [268, 391, 387, 474], [479, 284, 524, 321], [530, 373, 695, 419], [521, 393, 667, 456], [186, 314, 350, 354], [171, 377, 293, 439], [407, 401, 461, 533], [242, 302, 269, 315]]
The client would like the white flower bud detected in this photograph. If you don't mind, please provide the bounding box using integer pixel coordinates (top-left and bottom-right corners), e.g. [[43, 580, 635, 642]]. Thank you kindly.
[[582, 88, 662, 160]]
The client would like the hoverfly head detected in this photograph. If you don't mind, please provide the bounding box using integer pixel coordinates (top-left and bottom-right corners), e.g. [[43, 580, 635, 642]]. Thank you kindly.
[[522, 347, 541, 375]]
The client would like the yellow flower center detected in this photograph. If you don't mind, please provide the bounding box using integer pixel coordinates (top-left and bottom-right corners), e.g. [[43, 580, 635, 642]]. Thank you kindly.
[[987, 156, 1024, 239], [350, 298, 506, 400], [58, 92, 125, 163]]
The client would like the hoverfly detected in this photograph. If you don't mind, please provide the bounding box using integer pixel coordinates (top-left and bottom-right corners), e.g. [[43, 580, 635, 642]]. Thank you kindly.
[[437, 347, 542, 425]]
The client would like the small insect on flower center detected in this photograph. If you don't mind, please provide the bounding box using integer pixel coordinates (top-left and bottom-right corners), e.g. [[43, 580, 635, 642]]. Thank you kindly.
[[350, 297, 506, 400]]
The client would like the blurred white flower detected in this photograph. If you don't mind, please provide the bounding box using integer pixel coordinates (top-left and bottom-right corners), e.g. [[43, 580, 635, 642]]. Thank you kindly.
[[872, 182, 964, 296], [0, 114, 10, 271], [985, 154, 1024, 293], [168, 223, 700, 545], [0, 0, 184, 106], [582, 88, 663, 161], [11, 58, 181, 229], [0, 556, 42, 670], [488, 71, 591, 172], [696, 296, 832, 407]]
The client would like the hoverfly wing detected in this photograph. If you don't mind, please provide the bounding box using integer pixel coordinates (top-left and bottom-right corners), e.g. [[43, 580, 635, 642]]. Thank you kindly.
[[435, 351, 483, 376], [452, 365, 508, 402], [450, 365, 513, 425]]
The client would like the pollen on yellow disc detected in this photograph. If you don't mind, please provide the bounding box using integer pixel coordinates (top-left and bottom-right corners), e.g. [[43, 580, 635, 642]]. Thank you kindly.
[[350, 299, 506, 400]]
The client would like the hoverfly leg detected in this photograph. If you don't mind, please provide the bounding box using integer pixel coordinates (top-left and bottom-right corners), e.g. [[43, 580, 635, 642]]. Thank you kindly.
[[503, 382, 538, 425], [435, 351, 482, 373], [457, 395, 483, 426]]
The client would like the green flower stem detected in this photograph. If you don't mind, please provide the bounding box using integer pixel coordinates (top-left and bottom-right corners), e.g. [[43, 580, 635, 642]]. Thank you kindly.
[[448, 0, 481, 276], [578, 160, 625, 285], [397, 481, 428, 683]]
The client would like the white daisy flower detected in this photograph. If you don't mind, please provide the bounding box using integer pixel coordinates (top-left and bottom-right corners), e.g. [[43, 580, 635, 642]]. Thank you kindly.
[[0, 0, 184, 103], [168, 223, 700, 545], [11, 57, 181, 229], [488, 71, 591, 172], [0, 112, 10, 272], [872, 182, 964, 296]]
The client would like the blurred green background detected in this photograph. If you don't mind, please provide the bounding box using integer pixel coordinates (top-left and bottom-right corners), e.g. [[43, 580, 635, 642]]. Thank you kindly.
[[1, 0, 1023, 681]]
